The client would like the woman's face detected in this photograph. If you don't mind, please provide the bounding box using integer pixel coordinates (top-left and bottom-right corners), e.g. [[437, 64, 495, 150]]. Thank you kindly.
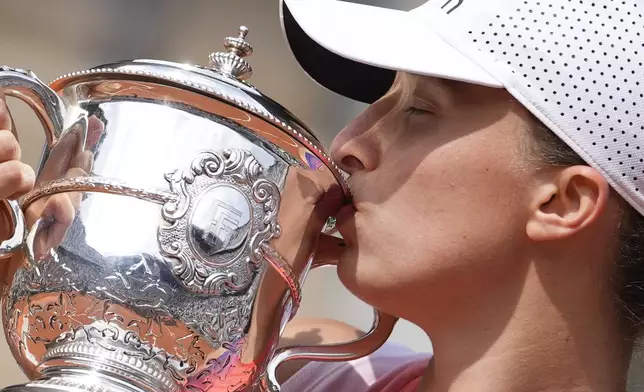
[[330, 72, 543, 323]]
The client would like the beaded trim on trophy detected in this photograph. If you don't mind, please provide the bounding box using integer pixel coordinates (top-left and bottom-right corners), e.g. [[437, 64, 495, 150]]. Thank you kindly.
[[260, 242, 302, 316]]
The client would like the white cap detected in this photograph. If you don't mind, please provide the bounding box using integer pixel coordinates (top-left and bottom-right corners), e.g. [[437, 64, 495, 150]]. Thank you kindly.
[[280, 0, 644, 216]]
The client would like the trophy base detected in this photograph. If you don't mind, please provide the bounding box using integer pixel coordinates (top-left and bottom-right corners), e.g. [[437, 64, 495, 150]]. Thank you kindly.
[[1, 322, 178, 392], [0, 368, 147, 392]]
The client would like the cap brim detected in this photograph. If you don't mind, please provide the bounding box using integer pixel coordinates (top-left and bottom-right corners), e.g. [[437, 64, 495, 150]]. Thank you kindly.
[[280, 0, 503, 104]]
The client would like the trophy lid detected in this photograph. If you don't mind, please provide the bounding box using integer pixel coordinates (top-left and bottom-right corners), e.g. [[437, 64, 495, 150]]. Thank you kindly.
[[49, 26, 346, 192]]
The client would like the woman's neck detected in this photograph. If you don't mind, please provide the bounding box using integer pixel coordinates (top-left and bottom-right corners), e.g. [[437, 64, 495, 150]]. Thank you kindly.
[[415, 262, 631, 392]]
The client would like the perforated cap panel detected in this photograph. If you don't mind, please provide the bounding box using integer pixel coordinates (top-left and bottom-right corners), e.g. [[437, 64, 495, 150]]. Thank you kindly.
[[282, 0, 644, 215], [458, 0, 644, 214]]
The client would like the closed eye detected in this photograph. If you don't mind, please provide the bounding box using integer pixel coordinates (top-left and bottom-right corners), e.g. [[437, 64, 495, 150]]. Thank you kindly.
[[405, 107, 434, 116], [404, 96, 438, 117]]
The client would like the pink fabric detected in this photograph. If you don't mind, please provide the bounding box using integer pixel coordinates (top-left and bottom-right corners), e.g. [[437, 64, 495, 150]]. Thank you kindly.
[[282, 343, 431, 392]]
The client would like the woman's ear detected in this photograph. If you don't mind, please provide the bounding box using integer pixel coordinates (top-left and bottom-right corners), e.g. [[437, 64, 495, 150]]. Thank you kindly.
[[526, 165, 610, 241]]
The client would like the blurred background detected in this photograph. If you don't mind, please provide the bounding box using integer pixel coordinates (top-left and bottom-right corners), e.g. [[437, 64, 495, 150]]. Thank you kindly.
[[0, 0, 432, 387], [0, 0, 643, 390]]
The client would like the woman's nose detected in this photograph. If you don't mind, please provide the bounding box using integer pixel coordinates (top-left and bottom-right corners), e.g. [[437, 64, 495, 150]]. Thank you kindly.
[[330, 106, 382, 175]]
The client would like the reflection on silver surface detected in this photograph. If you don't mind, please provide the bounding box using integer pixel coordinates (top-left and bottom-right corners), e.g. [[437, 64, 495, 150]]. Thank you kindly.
[[190, 184, 252, 259], [0, 27, 398, 392]]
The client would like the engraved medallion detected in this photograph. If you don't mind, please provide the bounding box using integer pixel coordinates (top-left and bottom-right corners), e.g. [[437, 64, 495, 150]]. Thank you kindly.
[[157, 149, 282, 295]]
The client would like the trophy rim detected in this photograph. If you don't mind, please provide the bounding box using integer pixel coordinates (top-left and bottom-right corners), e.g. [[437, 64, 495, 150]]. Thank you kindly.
[[47, 58, 350, 197]]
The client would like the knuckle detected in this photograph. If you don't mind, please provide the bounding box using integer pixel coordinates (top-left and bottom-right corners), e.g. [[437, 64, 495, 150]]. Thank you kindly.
[[0, 131, 19, 160], [2, 162, 31, 190], [2, 163, 23, 188]]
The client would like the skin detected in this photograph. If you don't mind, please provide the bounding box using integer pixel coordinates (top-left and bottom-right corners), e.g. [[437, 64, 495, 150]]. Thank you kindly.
[[0, 72, 635, 391]]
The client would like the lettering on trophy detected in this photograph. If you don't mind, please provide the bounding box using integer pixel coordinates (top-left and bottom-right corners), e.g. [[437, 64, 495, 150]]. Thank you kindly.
[[190, 185, 252, 263], [204, 201, 243, 252]]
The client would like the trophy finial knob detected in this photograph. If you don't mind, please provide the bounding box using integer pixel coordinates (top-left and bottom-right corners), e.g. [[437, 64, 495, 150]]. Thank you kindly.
[[208, 25, 254, 80], [238, 26, 249, 39]]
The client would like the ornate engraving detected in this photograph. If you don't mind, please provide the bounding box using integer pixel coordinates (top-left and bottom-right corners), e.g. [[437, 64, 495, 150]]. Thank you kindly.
[[3, 279, 217, 391], [158, 149, 281, 295], [42, 321, 177, 392], [183, 338, 257, 392], [5, 248, 258, 354]]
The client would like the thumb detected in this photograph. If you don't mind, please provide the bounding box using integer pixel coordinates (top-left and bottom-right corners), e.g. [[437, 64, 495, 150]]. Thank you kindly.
[[313, 234, 347, 266]]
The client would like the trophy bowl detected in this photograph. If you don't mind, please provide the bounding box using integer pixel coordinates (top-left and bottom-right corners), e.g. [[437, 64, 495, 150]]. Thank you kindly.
[[0, 27, 397, 392]]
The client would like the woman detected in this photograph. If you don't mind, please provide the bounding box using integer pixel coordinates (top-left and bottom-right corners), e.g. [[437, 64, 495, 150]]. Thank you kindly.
[[272, 0, 644, 391]]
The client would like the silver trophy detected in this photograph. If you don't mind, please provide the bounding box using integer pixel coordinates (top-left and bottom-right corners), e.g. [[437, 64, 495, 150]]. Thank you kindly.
[[0, 27, 398, 392]]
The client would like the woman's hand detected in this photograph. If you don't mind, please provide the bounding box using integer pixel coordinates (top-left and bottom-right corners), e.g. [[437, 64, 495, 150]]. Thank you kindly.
[[0, 90, 37, 290], [0, 91, 36, 212]]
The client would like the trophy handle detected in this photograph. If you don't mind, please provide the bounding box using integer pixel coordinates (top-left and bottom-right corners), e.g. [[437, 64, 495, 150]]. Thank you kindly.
[[262, 257, 399, 391], [0, 66, 66, 258], [0, 200, 25, 259]]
